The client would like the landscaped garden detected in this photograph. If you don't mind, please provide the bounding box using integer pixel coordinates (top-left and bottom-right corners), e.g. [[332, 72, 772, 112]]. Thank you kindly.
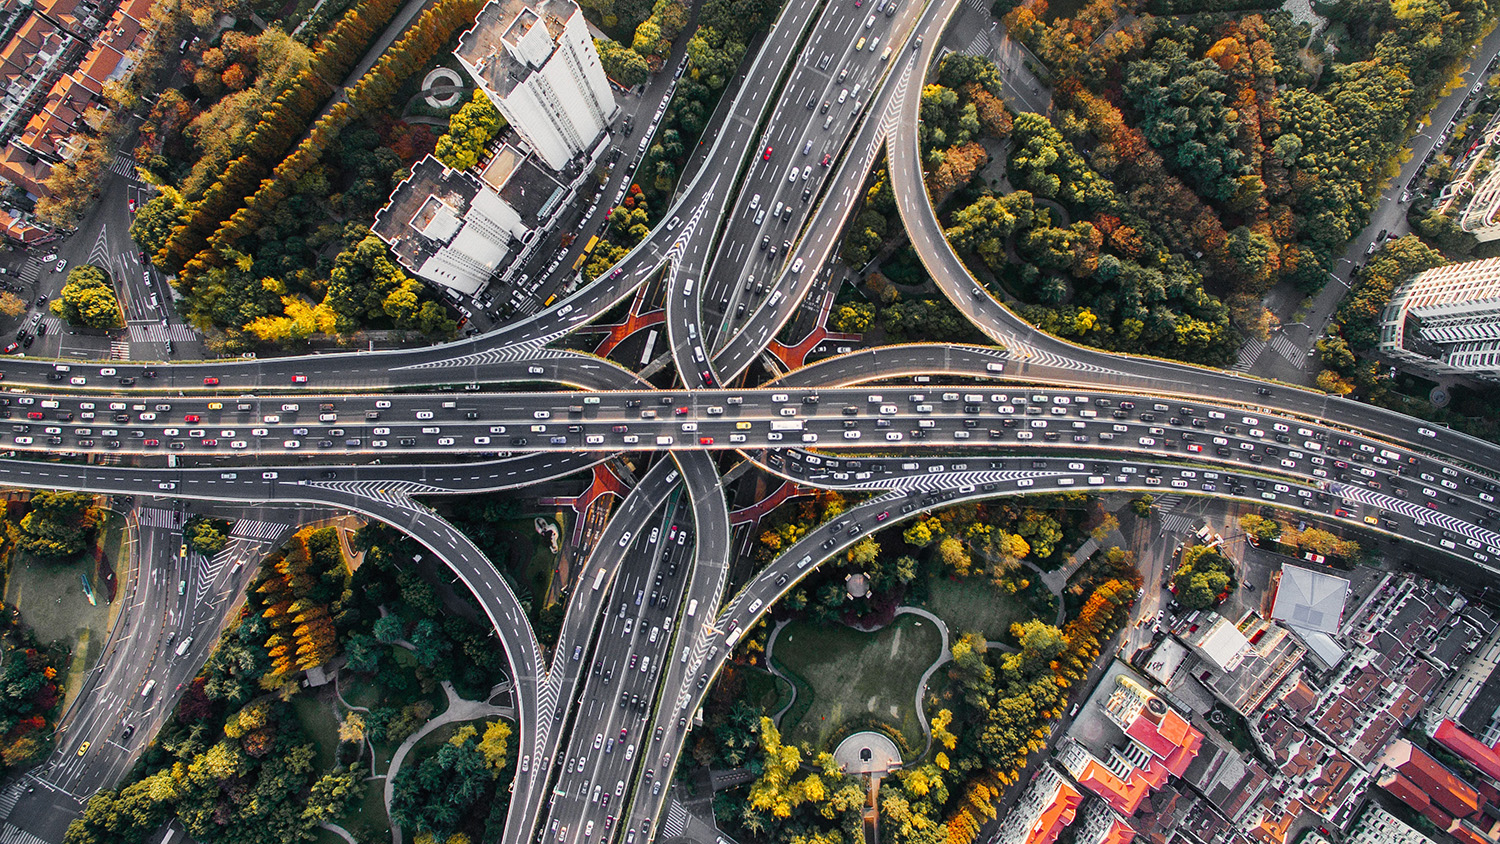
[[772, 613, 942, 751]]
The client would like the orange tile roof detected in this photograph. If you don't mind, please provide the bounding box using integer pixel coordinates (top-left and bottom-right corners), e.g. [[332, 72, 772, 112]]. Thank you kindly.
[[1390, 741, 1481, 818], [1380, 769, 1457, 830], [1072, 757, 1155, 816], [1026, 779, 1083, 844], [1437, 720, 1500, 785], [1100, 819, 1136, 844]]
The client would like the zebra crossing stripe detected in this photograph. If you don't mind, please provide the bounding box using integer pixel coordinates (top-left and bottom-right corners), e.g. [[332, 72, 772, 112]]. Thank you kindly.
[[109, 153, 140, 181], [0, 782, 24, 820], [1271, 333, 1301, 363], [662, 800, 689, 838], [0, 823, 52, 844], [1233, 338, 1265, 371], [109, 341, 131, 361], [1153, 494, 1184, 512], [228, 519, 286, 541], [127, 323, 198, 343], [16, 260, 38, 284], [136, 507, 177, 528], [1160, 513, 1195, 534]]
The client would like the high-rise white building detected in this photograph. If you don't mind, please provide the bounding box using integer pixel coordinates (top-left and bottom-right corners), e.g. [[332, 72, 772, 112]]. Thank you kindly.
[[456, 0, 615, 171], [1378, 257, 1500, 381]]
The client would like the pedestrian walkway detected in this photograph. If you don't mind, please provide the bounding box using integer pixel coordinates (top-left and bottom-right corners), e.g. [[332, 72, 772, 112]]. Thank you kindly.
[[1232, 338, 1265, 372], [229, 519, 289, 541], [136, 507, 178, 528], [109, 340, 131, 360], [0, 823, 48, 844], [108, 153, 139, 181], [0, 782, 24, 820], [1270, 332, 1303, 365], [127, 323, 198, 343], [1160, 513, 1196, 535], [16, 259, 38, 285], [1153, 494, 1183, 513], [661, 800, 689, 839]]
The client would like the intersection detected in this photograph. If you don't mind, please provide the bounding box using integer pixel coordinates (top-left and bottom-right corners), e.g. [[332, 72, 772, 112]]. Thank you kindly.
[[0, 0, 1496, 841]]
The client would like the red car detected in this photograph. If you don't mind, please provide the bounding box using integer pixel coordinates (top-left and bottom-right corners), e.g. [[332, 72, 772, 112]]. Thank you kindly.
[[144, 439, 159, 447], [3, 343, 18, 354], [292, 374, 308, 384], [675, 406, 689, 415], [820, 154, 831, 167], [763, 146, 773, 160], [184, 414, 200, 423], [203, 376, 219, 386], [201, 438, 218, 447], [699, 436, 713, 445]]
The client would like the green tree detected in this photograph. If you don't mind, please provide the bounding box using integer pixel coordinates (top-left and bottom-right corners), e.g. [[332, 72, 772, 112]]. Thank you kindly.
[[52, 266, 122, 329], [18, 491, 99, 559], [1172, 545, 1234, 610]]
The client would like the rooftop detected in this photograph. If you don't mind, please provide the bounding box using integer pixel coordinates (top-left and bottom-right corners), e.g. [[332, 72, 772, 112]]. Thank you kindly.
[[1272, 564, 1350, 635]]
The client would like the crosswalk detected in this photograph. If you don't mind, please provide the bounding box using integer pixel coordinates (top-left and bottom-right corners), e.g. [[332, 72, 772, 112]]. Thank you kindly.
[[0, 781, 24, 820], [0, 823, 49, 844], [39, 316, 60, 336], [109, 340, 130, 360], [965, 28, 994, 57], [108, 153, 139, 181], [15, 259, 38, 286], [1232, 338, 1264, 372], [1152, 494, 1184, 512], [1270, 333, 1303, 364], [229, 519, 287, 541], [127, 323, 198, 343], [136, 507, 178, 528], [661, 800, 688, 839], [1160, 513, 1196, 535]]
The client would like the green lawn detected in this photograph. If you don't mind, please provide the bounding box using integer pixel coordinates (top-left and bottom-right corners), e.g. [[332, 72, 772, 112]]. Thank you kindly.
[[741, 666, 793, 716], [921, 577, 1036, 642], [5, 512, 122, 710], [773, 614, 942, 751], [293, 694, 343, 773], [345, 777, 390, 842]]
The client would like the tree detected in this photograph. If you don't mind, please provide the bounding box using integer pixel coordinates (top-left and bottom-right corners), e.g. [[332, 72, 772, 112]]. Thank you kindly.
[[1172, 545, 1234, 610], [51, 266, 122, 329], [390, 733, 493, 840], [185, 516, 228, 556], [0, 292, 26, 318], [433, 90, 504, 171], [476, 719, 512, 774], [597, 37, 650, 87], [18, 491, 99, 559], [338, 713, 366, 744]]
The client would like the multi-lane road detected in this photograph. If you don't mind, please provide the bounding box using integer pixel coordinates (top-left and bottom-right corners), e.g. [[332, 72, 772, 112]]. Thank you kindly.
[[5, 0, 1498, 840]]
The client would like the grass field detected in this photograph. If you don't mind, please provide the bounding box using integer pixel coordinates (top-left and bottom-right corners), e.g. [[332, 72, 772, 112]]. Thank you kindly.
[[345, 779, 391, 842], [773, 614, 942, 751], [293, 694, 343, 773], [922, 577, 1036, 642]]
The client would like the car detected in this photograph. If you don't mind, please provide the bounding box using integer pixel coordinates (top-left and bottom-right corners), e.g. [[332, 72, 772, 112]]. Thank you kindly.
[[2, 343, 16, 354], [203, 377, 219, 386], [763, 146, 773, 160], [821, 153, 831, 167], [1418, 427, 1437, 438], [69, 376, 85, 385], [158, 482, 176, 490], [292, 374, 308, 384], [144, 438, 159, 447], [184, 414, 200, 423], [54, 259, 65, 272], [283, 440, 300, 448], [699, 436, 714, 445], [77, 740, 89, 756]]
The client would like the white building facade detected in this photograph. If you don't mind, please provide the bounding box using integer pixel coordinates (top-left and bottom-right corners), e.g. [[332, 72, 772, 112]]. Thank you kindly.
[[1379, 257, 1500, 381], [456, 0, 615, 171]]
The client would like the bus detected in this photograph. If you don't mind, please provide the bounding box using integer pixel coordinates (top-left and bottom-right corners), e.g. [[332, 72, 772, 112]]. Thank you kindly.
[[571, 235, 600, 271], [592, 567, 607, 590], [769, 420, 805, 431]]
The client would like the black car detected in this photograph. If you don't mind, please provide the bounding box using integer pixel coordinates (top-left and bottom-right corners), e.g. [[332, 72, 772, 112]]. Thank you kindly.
[[119, 377, 135, 386]]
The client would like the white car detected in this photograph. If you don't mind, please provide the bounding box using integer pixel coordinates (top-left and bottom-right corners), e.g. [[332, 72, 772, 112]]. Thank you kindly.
[[1017, 478, 1034, 487], [372, 440, 388, 448], [1418, 427, 1437, 437], [13, 436, 31, 444], [158, 482, 176, 490], [885, 432, 902, 441], [252, 427, 268, 437], [474, 436, 491, 445], [283, 440, 300, 448], [69, 376, 85, 385], [585, 434, 604, 444], [437, 437, 455, 445], [99, 367, 115, 376], [843, 430, 861, 440]]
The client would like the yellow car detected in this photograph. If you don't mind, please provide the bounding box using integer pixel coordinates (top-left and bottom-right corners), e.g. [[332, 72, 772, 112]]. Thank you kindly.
[[77, 740, 89, 757], [735, 422, 752, 430], [207, 402, 223, 410]]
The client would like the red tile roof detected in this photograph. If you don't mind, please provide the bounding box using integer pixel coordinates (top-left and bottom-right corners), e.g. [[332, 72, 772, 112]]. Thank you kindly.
[[1388, 741, 1481, 819], [1379, 770, 1455, 831], [1437, 720, 1500, 785], [1026, 779, 1083, 844]]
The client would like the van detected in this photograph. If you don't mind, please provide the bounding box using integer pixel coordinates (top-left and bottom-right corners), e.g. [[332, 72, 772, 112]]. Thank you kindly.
[[656, 435, 674, 446], [686, 599, 699, 616], [175, 637, 193, 657], [141, 680, 156, 698]]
